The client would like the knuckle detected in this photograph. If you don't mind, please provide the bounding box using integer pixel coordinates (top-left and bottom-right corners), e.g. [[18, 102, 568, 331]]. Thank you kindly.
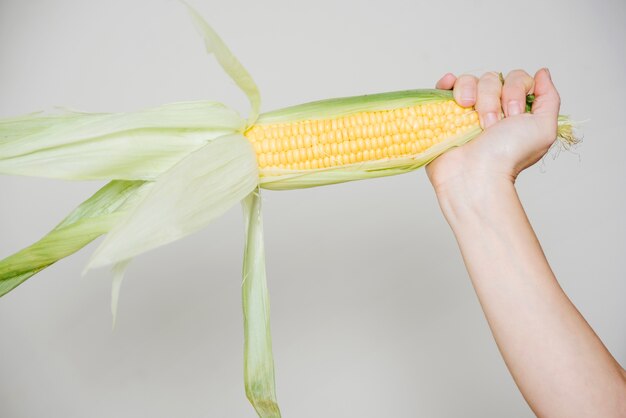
[[479, 72, 504, 95], [505, 69, 534, 92], [476, 96, 501, 112], [502, 81, 527, 98], [480, 71, 500, 82], [506, 69, 530, 79], [457, 74, 478, 85]]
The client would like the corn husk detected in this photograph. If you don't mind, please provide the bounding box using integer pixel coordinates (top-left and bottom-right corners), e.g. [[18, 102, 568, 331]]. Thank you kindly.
[[0, 180, 148, 297], [242, 189, 281, 417], [0, 101, 244, 181], [85, 133, 259, 270]]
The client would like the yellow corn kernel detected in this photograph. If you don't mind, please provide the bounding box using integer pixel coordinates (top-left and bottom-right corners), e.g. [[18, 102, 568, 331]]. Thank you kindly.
[[244, 100, 479, 172]]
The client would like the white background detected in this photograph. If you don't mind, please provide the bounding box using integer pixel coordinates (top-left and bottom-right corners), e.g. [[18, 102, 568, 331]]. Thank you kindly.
[[0, 0, 624, 417]]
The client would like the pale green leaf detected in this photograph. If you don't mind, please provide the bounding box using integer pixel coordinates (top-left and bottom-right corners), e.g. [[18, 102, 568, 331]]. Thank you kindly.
[[111, 259, 132, 329], [86, 133, 259, 270], [257, 89, 453, 124], [183, 2, 261, 125], [0, 109, 103, 142], [0, 101, 244, 181], [241, 188, 281, 417], [0, 180, 150, 297]]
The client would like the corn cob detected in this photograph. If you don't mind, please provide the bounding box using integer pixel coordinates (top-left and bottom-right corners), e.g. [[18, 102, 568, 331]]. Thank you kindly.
[[246, 90, 573, 191], [246, 99, 478, 173]]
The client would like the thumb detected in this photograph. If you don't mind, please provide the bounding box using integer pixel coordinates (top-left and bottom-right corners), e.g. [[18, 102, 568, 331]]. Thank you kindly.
[[531, 68, 561, 119]]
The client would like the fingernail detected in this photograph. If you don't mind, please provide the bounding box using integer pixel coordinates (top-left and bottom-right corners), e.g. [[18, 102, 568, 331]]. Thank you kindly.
[[483, 112, 498, 128], [460, 88, 475, 104], [507, 100, 522, 116]]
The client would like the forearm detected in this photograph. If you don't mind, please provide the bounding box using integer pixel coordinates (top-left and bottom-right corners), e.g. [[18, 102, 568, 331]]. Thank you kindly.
[[436, 176, 626, 418]]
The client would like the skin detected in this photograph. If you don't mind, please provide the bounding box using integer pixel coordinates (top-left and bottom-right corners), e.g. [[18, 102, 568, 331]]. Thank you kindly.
[[426, 69, 626, 417]]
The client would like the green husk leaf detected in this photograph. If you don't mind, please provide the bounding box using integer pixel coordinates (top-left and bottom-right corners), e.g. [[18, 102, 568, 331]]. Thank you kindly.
[[241, 188, 281, 418], [111, 259, 132, 329], [0, 109, 103, 142], [0, 180, 149, 297], [255, 89, 453, 125], [183, 2, 261, 125], [86, 133, 259, 270], [0, 101, 244, 181]]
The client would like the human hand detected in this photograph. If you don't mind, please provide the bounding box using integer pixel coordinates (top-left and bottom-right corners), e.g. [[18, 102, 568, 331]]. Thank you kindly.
[[425, 71, 626, 418], [426, 68, 560, 194]]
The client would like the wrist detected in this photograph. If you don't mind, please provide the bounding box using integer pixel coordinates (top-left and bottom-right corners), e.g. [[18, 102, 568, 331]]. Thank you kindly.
[[434, 174, 516, 226]]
